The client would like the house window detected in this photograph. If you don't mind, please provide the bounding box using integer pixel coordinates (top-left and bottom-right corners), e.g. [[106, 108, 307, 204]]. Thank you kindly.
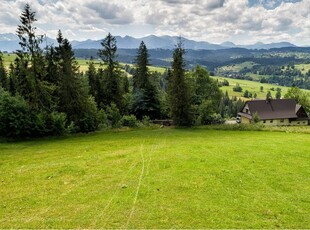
[[270, 120, 273, 123], [246, 109, 249, 114], [298, 122, 300, 124], [280, 119, 284, 123], [263, 120, 266, 123]]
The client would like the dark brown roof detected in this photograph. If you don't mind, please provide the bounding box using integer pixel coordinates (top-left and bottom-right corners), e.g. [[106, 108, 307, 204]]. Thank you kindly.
[[244, 99, 299, 120]]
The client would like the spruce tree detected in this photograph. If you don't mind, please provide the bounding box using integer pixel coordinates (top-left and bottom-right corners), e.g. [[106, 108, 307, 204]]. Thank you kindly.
[[45, 46, 59, 85], [168, 40, 193, 126], [133, 41, 149, 90], [98, 33, 123, 109], [15, 4, 54, 111], [132, 41, 161, 119], [55, 30, 98, 132], [87, 58, 100, 105]]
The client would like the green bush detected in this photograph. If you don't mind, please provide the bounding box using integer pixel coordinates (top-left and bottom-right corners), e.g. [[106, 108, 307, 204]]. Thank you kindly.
[[33, 112, 67, 136], [97, 109, 109, 129], [120, 115, 140, 127], [142, 116, 151, 126], [106, 103, 122, 127], [80, 97, 99, 133], [0, 88, 67, 138], [0, 89, 32, 137]]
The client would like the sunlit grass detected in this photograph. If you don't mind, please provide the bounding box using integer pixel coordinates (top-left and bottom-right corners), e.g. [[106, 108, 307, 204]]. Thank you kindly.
[[0, 128, 309, 228], [211, 76, 308, 99]]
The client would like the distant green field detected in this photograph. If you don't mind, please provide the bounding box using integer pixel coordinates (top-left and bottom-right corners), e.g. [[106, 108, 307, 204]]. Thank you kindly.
[[211, 76, 309, 99], [218, 61, 257, 72], [1, 54, 167, 74], [295, 63, 310, 74], [0, 128, 309, 228], [1, 53, 17, 68], [76, 59, 104, 72], [1, 54, 309, 99]]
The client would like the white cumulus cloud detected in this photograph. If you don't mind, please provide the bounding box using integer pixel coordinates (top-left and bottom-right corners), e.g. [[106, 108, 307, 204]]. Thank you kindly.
[[0, 0, 309, 45]]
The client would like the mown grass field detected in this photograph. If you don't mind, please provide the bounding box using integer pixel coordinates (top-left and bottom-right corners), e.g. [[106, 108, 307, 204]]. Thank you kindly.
[[295, 63, 310, 74], [212, 76, 301, 99], [1, 54, 166, 74], [0, 128, 309, 228]]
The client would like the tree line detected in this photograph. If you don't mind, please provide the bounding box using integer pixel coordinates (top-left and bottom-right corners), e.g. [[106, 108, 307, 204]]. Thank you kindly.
[[0, 4, 237, 138]]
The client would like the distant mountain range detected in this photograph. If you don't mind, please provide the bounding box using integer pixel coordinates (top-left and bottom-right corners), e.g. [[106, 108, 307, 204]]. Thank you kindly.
[[0, 33, 298, 52]]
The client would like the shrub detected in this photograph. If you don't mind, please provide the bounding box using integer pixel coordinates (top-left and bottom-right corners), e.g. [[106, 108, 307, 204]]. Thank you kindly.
[[97, 109, 108, 129], [233, 83, 242, 92], [77, 97, 100, 133], [142, 116, 151, 126], [0, 89, 32, 137], [120, 115, 140, 127], [0, 89, 67, 137], [34, 112, 67, 136], [106, 103, 122, 127]]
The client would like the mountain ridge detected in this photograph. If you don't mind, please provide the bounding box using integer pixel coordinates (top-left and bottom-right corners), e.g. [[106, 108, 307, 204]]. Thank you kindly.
[[0, 33, 298, 52]]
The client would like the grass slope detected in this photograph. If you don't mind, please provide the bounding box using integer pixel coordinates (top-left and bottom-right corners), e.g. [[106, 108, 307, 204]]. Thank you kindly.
[[212, 76, 299, 99], [0, 128, 309, 228]]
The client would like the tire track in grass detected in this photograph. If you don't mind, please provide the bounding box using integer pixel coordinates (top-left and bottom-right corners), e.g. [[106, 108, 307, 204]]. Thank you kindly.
[[125, 133, 166, 228], [143, 135, 167, 225], [90, 156, 139, 227], [125, 143, 145, 228]]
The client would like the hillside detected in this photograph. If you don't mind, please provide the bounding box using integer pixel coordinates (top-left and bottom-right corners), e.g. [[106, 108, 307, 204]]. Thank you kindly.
[[0, 128, 309, 228], [2, 54, 310, 97]]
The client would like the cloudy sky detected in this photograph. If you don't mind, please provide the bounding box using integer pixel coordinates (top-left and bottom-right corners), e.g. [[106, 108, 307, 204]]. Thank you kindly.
[[0, 0, 309, 45]]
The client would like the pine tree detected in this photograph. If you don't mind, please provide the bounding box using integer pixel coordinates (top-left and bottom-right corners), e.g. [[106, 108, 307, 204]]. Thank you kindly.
[[55, 30, 98, 132], [87, 58, 100, 105], [168, 40, 193, 126], [133, 41, 149, 90], [15, 4, 54, 111], [132, 41, 161, 119], [98, 33, 123, 109], [45, 46, 59, 85]]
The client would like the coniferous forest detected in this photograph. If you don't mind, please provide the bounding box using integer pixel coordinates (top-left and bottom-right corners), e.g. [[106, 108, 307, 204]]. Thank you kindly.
[[0, 4, 246, 138]]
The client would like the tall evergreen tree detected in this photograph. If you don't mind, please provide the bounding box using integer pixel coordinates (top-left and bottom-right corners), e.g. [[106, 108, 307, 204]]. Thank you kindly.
[[132, 41, 161, 119], [15, 3, 54, 111], [45, 46, 59, 85], [87, 58, 100, 105], [55, 30, 98, 132], [98, 33, 123, 108], [133, 41, 149, 90], [168, 40, 193, 126]]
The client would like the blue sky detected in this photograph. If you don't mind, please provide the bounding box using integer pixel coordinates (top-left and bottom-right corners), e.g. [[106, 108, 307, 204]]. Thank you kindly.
[[0, 0, 309, 45]]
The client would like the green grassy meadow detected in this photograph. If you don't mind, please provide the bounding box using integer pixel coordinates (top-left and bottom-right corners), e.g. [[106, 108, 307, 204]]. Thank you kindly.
[[295, 63, 310, 74], [212, 76, 302, 99], [218, 61, 257, 72], [0, 128, 309, 228], [1, 54, 166, 74]]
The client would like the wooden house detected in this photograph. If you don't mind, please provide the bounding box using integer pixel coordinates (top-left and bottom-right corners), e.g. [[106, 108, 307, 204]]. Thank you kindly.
[[237, 99, 309, 125]]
